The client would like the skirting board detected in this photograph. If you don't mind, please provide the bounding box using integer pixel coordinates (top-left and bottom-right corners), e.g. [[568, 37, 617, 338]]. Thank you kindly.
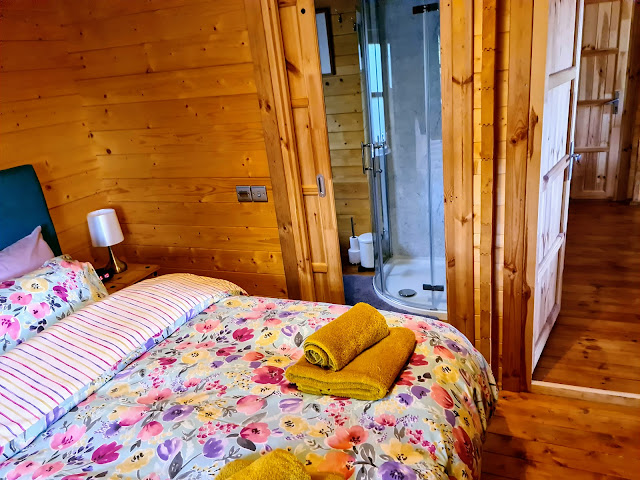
[[531, 380, 640, 408]]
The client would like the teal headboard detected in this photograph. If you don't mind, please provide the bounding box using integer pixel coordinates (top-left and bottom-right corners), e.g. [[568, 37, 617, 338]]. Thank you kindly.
[[0, 165, 62, 256]]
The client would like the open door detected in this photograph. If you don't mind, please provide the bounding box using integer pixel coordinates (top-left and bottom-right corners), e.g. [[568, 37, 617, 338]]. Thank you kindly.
[[246, 0, 345, 304], [573, 0, 634, 199], [527, 0, 585, 370]]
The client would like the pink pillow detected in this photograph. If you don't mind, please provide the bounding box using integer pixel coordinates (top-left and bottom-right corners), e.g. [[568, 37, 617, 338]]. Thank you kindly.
[[0, 226, 55, 281]]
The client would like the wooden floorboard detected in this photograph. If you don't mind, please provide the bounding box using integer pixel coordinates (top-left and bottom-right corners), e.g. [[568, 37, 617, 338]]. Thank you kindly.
[[482, 391, 640, 479], [532, 201, 640, 393]]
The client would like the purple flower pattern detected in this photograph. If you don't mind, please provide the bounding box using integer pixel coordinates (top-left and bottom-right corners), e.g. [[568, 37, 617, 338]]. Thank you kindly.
[[0, 295, 497, 480]]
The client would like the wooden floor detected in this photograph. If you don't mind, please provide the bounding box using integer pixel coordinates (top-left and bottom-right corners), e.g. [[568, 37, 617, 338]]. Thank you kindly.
[[532, 201, 640, 394], [482, 390, 640, 479], [342, 262, 375, 276]]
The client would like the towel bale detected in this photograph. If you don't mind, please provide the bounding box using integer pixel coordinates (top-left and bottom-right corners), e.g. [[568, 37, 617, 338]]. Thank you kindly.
[[304, 302, 389, 371], [287, 327, 416, 401], [215, 449, 342, 480]]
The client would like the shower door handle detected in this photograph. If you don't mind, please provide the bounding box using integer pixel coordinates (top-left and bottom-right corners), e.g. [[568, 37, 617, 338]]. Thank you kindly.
[[361, 142, 374, 174], [372, 142, 384, 174]]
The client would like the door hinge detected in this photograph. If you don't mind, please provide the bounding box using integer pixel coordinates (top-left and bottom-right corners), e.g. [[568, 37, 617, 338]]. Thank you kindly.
[[604, 91, 620, 114]]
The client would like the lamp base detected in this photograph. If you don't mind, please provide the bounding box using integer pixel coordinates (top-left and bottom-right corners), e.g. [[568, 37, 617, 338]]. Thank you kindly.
[[97, 246, 127, 282]]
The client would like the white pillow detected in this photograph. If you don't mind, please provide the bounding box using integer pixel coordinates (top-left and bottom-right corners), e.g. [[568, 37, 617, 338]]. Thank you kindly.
[[0, 226, 55, 281]]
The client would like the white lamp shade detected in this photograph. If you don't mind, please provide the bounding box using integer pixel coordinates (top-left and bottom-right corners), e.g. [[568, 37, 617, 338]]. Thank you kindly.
[[87, 209, 124, 247]]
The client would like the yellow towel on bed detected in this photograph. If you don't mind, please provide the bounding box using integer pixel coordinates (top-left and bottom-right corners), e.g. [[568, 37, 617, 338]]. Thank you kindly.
[[287, 327, 416, 401], [215, 449, 342, 480], [304, 302, 389, 371]]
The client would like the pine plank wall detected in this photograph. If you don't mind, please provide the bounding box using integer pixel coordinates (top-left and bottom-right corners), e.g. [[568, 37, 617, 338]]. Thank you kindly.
[[0, 0, 509, 377], [6, 0, 636, 384], [0, 0, 287, 298], [0, 2, 106, 262], [473, 0, 509, 380]]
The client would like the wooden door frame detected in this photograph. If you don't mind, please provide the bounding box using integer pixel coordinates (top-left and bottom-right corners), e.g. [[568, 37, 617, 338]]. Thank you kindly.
[[246, 0, 345, 304], [248, 0, 479, 342], [245, 0, 315, 300], [502, 0, 535, 392]]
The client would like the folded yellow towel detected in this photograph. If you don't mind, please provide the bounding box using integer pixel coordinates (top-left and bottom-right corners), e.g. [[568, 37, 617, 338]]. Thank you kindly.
[[304, 302, 389, 371], [216, 459, 253, 479], [215, 449, 342, 480], [287, 327, 416, 401]]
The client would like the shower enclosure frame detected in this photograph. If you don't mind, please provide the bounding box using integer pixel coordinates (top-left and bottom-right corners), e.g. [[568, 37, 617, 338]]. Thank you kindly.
[[357, 0, 447, 319]]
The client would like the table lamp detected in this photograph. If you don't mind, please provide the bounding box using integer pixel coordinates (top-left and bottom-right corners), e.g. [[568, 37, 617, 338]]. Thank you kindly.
[[87, 208, 127, 278]]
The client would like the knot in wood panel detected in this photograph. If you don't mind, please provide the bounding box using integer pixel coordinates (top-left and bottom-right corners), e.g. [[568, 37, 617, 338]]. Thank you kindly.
[[509, 122, 528, 145], [452, 75, 473, 86], [503, 262, 517, 279]]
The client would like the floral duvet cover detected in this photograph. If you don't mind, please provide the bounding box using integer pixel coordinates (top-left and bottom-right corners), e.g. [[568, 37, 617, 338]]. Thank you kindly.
[[0, 293, 497, 480]]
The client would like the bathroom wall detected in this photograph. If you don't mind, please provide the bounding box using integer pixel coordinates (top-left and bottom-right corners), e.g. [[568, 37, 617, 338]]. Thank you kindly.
[[379, 0, 445, 265]]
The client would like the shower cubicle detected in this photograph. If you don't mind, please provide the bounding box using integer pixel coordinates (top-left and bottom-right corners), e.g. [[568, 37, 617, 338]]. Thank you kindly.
[[357, 0, 446, 317]]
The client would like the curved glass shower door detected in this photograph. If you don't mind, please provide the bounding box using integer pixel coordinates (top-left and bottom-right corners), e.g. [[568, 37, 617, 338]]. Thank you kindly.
[[358, 0, 446, 316]]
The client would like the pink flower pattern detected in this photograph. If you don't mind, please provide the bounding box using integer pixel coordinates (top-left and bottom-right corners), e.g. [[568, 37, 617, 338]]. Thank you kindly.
[[50, 425, 86, 450], [0, 255, 107, 354], [0, 295, 496, 480]]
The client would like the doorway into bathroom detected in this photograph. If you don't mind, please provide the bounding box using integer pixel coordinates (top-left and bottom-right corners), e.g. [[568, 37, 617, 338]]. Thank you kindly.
[[318, 0, 446, 317]]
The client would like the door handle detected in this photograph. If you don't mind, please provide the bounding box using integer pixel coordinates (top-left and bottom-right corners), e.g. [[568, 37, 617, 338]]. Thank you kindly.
[[361, 142, 373, 174], [570, 153, 582, 165], [316, 174, 326, 198], [372, 142, 385, 174]]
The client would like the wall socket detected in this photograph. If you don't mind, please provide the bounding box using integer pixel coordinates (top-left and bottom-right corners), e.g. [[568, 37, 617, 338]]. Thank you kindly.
[[236, 186, 267, 202], [236, 186, 252, 202]]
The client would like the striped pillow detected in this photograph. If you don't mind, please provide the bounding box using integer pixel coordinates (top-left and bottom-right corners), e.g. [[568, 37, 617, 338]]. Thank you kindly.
[[0, 273, 246, 460]]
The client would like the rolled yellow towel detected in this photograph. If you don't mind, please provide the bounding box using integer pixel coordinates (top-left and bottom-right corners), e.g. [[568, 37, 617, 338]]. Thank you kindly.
[[214, 449, 342, 480], [304, 302, 389, 371], [287, 327, 416, 401]]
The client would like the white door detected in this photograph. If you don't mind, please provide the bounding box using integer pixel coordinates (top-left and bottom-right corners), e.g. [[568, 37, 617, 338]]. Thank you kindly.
[[573, 0, 634, 199], [528, 0, 585, 369]]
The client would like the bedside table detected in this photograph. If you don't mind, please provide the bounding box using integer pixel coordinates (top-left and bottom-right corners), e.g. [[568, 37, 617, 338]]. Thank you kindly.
[[104, 264, 160, 294]]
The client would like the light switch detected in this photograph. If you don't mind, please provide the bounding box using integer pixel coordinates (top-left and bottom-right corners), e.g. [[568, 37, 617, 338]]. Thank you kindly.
[[251, 186, 268, 202], [236, 186, 252, 202]]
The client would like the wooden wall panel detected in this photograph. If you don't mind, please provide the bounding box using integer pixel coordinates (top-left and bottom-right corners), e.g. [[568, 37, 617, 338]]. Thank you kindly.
[[71, 0, 288, 297], [0, 1, 104, 263], [473, 0, 511, 382], [472, 0, 498, 366], [441, 0, 476, 342]]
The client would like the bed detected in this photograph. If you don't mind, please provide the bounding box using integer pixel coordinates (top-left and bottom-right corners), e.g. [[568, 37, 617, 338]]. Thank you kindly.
[[0, 165, 497, 480]]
